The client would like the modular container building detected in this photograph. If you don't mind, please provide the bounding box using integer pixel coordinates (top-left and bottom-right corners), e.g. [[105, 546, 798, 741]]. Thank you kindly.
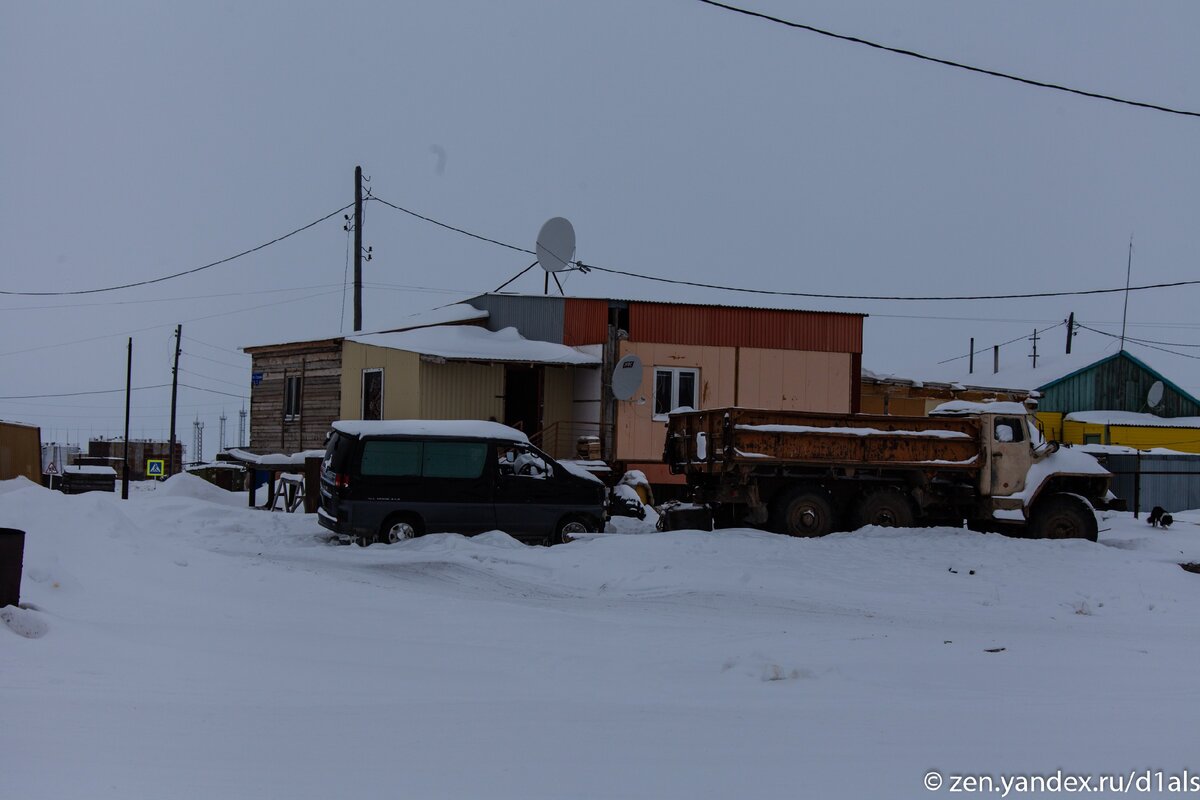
[[0, 421, 41, 483]]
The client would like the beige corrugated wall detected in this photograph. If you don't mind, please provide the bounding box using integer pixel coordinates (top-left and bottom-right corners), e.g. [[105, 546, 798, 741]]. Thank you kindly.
[[339, 342, 421, 420], [615, 342, 854, 462], [419, 361, 505, 420]]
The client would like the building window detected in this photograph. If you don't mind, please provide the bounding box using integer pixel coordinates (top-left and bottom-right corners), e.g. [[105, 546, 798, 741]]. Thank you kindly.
[[1083, 433, 1101, 445], [284, 376, 302, 421], [362, 368, 383, 420], [653, 367, 699, 419]]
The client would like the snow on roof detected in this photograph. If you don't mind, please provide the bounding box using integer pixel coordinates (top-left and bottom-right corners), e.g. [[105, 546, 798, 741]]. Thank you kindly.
[[332, 419, 529, 442], [1079, 444, 1197, 456], [224, 448, 326, 467], [242, 303, 489, 351], [930, 400, 1031, 416], [1065, 410, 1200, 428], [348, 325, 601, 366], [62, 465, 116, 476]]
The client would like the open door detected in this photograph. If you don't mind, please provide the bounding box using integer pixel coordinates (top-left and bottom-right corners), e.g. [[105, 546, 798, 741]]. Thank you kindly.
[[504, 366, 544, 435]]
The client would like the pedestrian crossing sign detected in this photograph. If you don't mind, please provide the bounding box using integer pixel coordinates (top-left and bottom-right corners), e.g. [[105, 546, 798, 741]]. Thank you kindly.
[[146, 459, 165, 477]]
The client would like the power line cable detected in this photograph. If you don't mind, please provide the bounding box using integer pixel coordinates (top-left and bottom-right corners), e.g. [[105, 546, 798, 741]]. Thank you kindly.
[[0, 289, 342, 360], [178, 367, 249, 389], [0, 283, 345, 312], [936, 321, 1066, 365], [694, 0, 1200, 119], [0, 384, 171, 400], [0, 203, 354, 297], [180, 350, 249, 370], [576, 262, 1200, 302], [1075, 323, 1200, 361], [369, 195, 536, 256], [1072, 323, 1200, 350], [178, 383, 247, 399], [368, 192, 1200, 302]]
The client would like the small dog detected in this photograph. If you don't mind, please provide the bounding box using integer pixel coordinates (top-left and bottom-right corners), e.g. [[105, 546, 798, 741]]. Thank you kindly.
[[1148, 506, 1174, 529]]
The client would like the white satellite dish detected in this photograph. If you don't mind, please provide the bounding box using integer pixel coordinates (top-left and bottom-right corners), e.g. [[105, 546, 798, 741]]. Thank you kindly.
[[536, 217, 575, 273], [612, 354, 643, 401], [1147, 380, 1165, 409]]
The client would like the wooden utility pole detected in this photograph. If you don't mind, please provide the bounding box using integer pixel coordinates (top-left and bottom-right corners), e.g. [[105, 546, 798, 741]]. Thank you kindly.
[[1029, 328, 1040, 369], [968, 338, 974, 374], [122, 337, 132, 500], [1065, 312, 1074, 354], [168, 324, 181, 476], [354, 165, 363, 332], [993, 345, 999, 374]]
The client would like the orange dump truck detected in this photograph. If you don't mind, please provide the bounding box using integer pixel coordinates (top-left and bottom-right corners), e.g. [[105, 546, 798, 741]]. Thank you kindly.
[[663, 403, 1115, 540]]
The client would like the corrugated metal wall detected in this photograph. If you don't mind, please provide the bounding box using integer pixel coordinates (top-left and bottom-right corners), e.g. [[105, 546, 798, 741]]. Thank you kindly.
[[418, 361, 505, 421], [1040, 353, 1200, 416], [562, 298, 608, 345], [628, 303, 863, 353], [1103, 453, 1200, 513], [468, 295, 565, 344]]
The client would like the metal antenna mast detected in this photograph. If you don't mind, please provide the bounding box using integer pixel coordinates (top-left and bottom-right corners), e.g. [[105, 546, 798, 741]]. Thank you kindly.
[[1119, 237, 1133, 350]]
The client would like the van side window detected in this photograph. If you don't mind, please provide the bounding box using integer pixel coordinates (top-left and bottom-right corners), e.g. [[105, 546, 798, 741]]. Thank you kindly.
[[423, 442, 487, 479], [361, 441, 423, 476]]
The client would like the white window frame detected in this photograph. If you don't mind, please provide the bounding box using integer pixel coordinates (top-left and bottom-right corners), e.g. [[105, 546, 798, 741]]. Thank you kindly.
[[652, 367, 699, 421], [361, 368, 384, 420], [284, 375, 302, 422]]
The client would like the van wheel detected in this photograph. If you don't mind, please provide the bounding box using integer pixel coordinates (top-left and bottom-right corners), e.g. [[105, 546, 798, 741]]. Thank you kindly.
[[1029, 494, 1097, 541], [553, 515, 591, 545], [773, 487, 837, 537], [852, 488, 915, 530], [380, 514, 422, 545]]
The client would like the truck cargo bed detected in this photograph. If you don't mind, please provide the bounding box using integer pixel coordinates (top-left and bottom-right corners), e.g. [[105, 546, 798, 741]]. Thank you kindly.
[[666, 408, 983, 474]]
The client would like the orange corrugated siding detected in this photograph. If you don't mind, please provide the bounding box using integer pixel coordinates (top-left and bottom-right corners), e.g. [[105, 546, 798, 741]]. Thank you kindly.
[[628, 303, 863, 353], [562, 298, 609, 345]]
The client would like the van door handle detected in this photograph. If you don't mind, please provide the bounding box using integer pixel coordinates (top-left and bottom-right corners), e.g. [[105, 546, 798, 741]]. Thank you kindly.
[[992, 453, 1003, 458]]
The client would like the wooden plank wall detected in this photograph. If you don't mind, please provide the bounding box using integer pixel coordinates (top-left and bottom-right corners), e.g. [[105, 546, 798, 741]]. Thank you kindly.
[[248, 341, 343, 452]]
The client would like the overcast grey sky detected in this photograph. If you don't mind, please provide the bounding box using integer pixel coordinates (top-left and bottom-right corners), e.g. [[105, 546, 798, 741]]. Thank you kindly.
[[4, 1, 1199, 458]]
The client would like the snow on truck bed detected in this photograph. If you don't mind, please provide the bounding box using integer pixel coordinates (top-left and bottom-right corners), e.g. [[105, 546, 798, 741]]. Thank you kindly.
[[737, 423, 972, 439], [3, 475, 1199, 799]]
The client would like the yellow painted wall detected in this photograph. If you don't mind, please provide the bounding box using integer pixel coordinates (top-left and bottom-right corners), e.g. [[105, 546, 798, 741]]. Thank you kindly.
[[1057, 418, 1200, 453], [1035, 412, 1063, 442], [339, 342, 421, 420], [418, 360, 505, 421], [1108, 426, 1200, 453], [614, 342, 853, 462]]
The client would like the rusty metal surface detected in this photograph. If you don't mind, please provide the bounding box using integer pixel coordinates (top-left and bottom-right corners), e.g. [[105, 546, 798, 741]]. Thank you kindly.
[[629, 303, 864, 354], [667, 408, 982, 472]]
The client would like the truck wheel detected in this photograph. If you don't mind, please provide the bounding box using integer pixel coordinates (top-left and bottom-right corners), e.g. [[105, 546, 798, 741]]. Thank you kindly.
[[852, 488, 915, 530], [774, 488, 837, 538], [1029, 494, 1098, 542]]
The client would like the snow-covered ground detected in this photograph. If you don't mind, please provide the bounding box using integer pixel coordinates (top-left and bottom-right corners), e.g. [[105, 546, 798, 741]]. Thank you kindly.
[[3, 475, 1199, 799]]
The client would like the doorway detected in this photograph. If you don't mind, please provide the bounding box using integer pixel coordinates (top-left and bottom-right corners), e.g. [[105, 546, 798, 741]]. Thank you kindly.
[[504, 366, 543, 436]]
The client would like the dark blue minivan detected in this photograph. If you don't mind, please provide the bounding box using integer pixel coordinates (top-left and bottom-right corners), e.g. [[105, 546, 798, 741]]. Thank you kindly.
[[318, 420, 606, 546]]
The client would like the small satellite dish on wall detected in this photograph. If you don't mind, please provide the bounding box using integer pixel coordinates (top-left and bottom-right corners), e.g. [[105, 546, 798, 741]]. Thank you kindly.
[[536, 217, 576, 273], [1147, 380, 1165, 409], [612, 354, 643, 401]]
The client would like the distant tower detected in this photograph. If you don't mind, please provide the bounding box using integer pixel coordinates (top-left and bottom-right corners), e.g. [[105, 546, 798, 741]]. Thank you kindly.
[[192, 417, 205, 465], [219, 411, 227, 452], [238, 406, 247, 447]]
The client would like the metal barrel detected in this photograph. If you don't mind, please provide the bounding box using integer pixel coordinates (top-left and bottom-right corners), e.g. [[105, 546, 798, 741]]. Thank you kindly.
[[0, 528, 25, 608]]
